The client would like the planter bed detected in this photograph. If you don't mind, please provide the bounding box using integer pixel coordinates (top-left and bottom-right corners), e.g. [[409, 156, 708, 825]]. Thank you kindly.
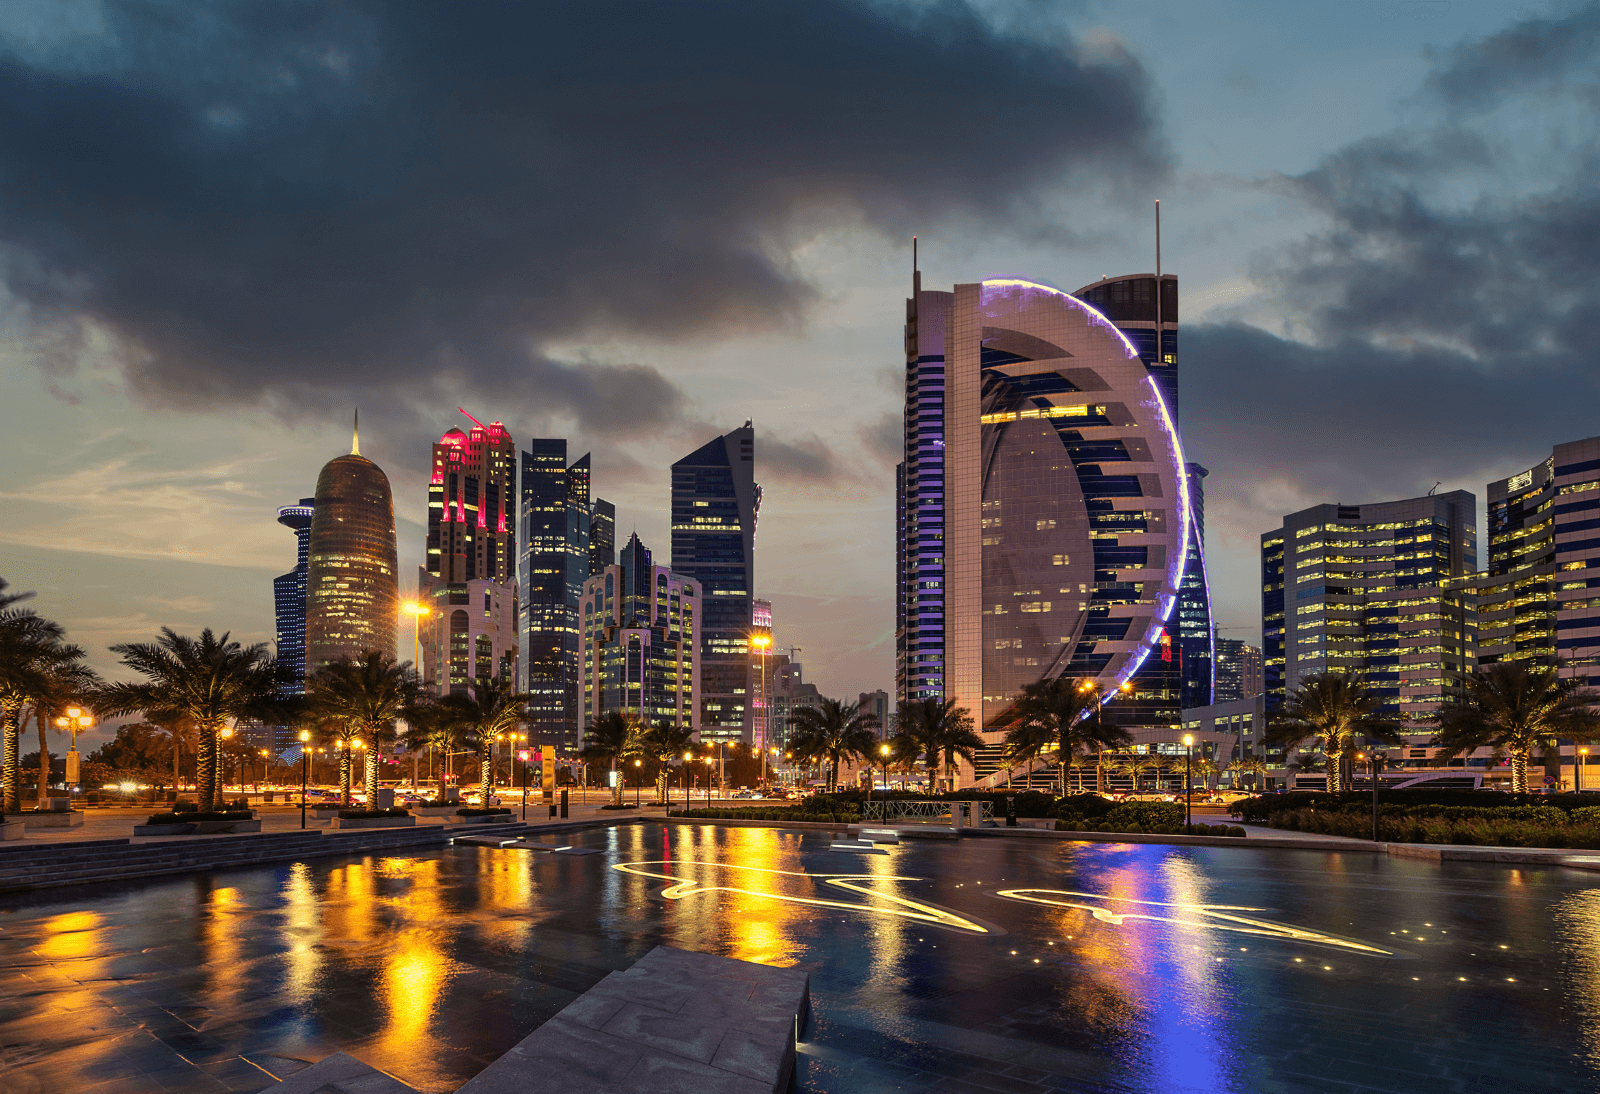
[[192, 819, 261, 834], [134, 823, 198, 836], [21, 811, 83, 828], [334, 815, 417, 830], [0, 820, 22, 841], [454, 812, 514, 825]]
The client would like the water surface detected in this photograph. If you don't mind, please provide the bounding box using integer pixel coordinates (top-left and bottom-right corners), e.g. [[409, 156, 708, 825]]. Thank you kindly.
[[2, 824, 1597, 1093]]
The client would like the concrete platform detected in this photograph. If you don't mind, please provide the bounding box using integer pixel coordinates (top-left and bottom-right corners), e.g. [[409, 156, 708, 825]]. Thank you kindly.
[[459, 945, 808, 1094]]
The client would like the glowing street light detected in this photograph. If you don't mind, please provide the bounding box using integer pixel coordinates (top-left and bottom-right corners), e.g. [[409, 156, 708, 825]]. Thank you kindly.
[[298, 729, 312, 828]]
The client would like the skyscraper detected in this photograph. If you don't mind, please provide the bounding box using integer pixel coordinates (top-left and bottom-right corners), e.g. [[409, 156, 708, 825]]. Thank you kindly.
[[520, 441, 603, 747], [273, 497, 314, 695], [1477, 436, 1600, 685], [305, 423, 399, 671], [1213, 637, 1263, 702], [1073, 273, 1212, 728], [590, 497, 616, 576], [672, 423, 761, 745], [914, 278, 1189, 770], [580, 533, 699, 732], [897, 265, 947, 707], [418, 417, 519, 695]]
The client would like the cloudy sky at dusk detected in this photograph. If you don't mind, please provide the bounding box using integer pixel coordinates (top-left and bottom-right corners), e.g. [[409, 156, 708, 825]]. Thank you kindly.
[[2, 0, 1597, 747]]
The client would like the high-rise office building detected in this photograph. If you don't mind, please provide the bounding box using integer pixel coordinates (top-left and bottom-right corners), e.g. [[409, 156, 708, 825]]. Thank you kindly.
[[1260, 492, 1477, 719], [858, 689, 891, 739], [896, 268, 947, 707], [671, 424, 761, 745], [418, 418, 519, 695], [590, 497, 616, 576], [305, 425, 400, 671], [1073, 274, 1211, 731], [909, 277, 1191, 766], [768, 654, 821, 754], [1477, 437, 1600, 685], [1213, 637, 1263, 702], [580, 533, 699, 732], [273, 497, 315, 695], [520, 441, 604, 747], [751, 598, 774, 749]]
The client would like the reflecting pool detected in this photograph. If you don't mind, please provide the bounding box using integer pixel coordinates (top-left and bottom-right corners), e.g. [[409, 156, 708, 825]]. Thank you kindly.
[[3, 824, 1599, 1093]]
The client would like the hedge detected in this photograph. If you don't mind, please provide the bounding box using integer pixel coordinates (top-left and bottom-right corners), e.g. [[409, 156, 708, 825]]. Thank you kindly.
[[1268, 807, 1600, 847], [1231, 790, 1600, 822], [143, 810, 253, 824], [1057, 819, 1245, 837], [675, 807, 860, 823]]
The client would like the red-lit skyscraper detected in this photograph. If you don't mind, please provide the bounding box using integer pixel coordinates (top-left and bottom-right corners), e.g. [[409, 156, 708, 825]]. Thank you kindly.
[[419, 416, 520, 695]]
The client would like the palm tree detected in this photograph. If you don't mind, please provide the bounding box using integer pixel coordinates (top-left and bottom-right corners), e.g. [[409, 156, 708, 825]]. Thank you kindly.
[[1227, 756, 1266, 792], [1263, 673, 1399, 793], [0, 580, 77, 814], [1007, 677, 1134, 795], [789, 698, 880, 792], [1192, 756, 1220, 793], [433, 679, 529, 804], [892, 697, 983, 792], [580, 710, 642, 805], [642, 720, 695, 803], [309, 652, 419, 805], [1430, 661, 1600, 794], [401, 696, 463, 794], [99, 629, 278, 812]]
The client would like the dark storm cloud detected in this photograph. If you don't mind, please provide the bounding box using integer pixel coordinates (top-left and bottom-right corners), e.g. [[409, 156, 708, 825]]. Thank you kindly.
[[0, 0, 1168, 435], [1187, 3, 1600, 518], [760, 433, 840, 483]]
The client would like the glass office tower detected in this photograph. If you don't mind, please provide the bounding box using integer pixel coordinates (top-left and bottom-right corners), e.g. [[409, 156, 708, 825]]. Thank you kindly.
[[671, 424, 761, 745], [273, 497, 315, 695]]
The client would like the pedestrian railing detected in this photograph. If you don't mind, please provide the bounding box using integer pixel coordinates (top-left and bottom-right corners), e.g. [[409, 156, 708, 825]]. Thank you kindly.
[[861, 800, 995, 822]]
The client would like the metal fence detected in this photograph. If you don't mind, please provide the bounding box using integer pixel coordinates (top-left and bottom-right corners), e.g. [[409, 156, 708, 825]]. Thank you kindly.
[[860, 800, 995, 823]]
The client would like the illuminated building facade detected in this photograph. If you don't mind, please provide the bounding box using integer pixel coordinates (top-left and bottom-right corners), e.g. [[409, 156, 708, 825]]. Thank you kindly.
[[671, 424, 761, 745], [519, 442, 613, 747], [1073, 274, 1211, 732], [419, 418, 519, 696], [591, 497, 616, 576], [750, 598, 773, 749], [305, 431, 399, 670], [1213, 637, 1263, 702], [580, 534, 699, 732], [1477, 437, 1600, 686], [273, 497, 315, 694], [926, 277, 1190, 764], [896, 265, 947, 706], [1262, 492, 1477, 713]]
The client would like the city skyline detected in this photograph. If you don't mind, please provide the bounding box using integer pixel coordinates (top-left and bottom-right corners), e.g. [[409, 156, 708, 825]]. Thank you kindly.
[[4, 2, 1596, 752]]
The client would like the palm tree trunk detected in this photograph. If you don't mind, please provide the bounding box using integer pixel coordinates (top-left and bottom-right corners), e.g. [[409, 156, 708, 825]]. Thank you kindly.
[[1324, 750, 1340, 794], [611, 759, 623, 806], [173, 736, 181, 802], [481, 744, 493, 802], [339, 748, 352, 807], [366, 734, 381, 803], [36, 707, 50, 808], [197, 727, 219, 812], [1512, 750, 1529, 794], [830, 757, 839, 792], [1, 704, 19, 814]]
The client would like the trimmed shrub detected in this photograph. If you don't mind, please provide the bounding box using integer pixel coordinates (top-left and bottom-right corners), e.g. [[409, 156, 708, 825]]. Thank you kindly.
[[338, 807, 411, 819], [1104, 801, 1184, 831], [173, 801, 199, 813], [143, 810, 252, 824]]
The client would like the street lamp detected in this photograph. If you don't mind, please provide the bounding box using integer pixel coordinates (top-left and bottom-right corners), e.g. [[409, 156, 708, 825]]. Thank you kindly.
[[684, 750, 693, 809], [1582, 748, 1590, 794], [634, 757, 642, 806], [1356, 750, 1381, 841], [879, 743, 890, 807], [1182, 733, 1194, 831], [1080, 679, 1131, 795], [298, 730, 311, 828]]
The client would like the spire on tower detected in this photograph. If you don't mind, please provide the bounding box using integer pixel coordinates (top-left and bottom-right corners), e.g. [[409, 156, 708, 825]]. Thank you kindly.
[[352, 408, 360, 456]]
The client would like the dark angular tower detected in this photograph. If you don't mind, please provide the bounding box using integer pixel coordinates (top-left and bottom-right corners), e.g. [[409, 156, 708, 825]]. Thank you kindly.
[[671, 423, 761, 745]]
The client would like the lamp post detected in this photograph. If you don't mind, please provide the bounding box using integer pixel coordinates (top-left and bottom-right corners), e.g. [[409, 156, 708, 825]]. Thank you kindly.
[[634, 758, 642, 806], [1582, 748, 1590, 794], [683, 750, 692, 810], [1182, 733, 1194, 831], [403, 600, 431, 687], [1080, 680, 1132, 795], [298, 730, 311, 828], [1356, 750, 1381, 841], [54, 707, 94, 795], [520, 745, 529, 821], [879, 743, 890, 807]]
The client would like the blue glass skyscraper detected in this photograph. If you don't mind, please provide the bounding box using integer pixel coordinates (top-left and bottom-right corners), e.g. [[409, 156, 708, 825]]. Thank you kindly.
[[273, 498, 314, 695], [672, 424, 760, 744]]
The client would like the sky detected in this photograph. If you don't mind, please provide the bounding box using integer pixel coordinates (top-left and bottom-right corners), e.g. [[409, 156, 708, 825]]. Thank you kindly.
[[2, 0, 1598, 749]]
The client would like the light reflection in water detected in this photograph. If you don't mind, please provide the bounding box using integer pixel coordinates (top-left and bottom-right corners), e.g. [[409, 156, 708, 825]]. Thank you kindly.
[[997, 887, 1396, 955], [612, 858, 991, 934]]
